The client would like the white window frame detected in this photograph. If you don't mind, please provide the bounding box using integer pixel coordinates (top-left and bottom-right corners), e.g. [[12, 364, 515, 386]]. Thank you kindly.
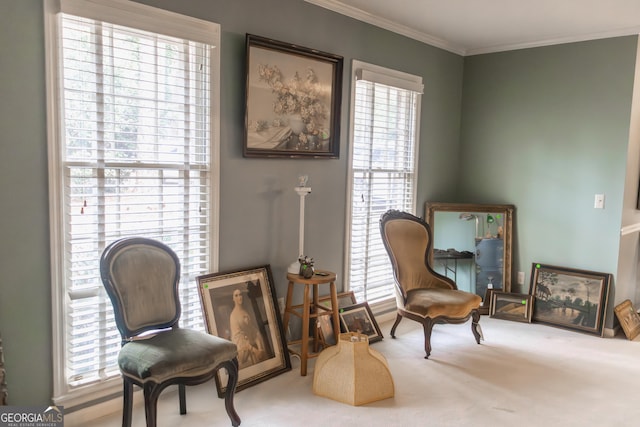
[[44, 0, 221, 409], [344, 60, 423, 314]]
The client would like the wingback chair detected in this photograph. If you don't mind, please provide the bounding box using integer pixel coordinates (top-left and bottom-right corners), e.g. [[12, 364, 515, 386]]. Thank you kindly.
[[379, 210, 482, 359], [100, 237, 241, 427]]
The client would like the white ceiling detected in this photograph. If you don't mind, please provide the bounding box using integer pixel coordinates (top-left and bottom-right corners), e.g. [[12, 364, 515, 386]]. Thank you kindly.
[[306, 0, 640, 56]]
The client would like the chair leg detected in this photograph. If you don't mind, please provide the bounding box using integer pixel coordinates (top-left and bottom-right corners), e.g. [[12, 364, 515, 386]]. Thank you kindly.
[[421, 318, 435, 359], [471, 309, 482, 344], [122, 378, 134, 427], [143, 382, 162, 427], [390, 313, 403, 338], [222, 358, 241, 427], [178, 383, 186, 415]]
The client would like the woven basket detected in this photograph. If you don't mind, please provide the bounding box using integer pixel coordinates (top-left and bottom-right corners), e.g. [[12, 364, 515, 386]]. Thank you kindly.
[[313, 332, 394, 406]]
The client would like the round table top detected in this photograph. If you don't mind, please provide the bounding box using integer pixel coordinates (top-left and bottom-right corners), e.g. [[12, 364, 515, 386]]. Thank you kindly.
[[286, 269, 336, 284]]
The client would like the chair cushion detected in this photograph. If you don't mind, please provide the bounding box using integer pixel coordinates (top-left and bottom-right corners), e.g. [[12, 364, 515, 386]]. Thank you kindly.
[[404, 288, 481, 319], [118, 328, 238, 384]]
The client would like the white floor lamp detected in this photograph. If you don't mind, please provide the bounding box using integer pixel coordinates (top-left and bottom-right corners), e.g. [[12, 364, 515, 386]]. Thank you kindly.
[[288, 175, 312, 274]]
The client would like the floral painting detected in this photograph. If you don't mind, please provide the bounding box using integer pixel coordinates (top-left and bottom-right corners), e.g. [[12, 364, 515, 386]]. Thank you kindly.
[[244, 35, 343, 158]]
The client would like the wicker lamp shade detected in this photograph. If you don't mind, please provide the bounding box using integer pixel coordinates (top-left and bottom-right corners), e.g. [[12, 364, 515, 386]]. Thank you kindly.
[[313, 332, 394, 406]]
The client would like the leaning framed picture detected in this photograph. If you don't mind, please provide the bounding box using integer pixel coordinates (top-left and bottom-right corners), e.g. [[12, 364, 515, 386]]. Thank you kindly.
[[338, 302, 383, 343], [614, 299, 640, 340], [529, 263, 610, 336], [318, 290, 357, 310], [317, 291, 358, 346], [490, 292, 533, 323], [243, 34, 343, 158], [197, 265, 291, 396]]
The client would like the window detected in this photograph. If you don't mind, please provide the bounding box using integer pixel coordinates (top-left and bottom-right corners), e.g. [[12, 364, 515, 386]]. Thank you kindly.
[[45, 0, 220, 408], [346, 61, 423, 309]]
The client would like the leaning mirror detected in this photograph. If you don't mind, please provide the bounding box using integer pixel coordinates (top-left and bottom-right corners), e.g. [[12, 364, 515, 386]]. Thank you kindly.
[[425, 202, 515, 313]]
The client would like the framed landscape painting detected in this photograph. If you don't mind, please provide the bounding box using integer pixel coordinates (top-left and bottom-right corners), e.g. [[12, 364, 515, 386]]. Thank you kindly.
[[197, 265, 291, 396], [529, 263, 610, 336], [490, 291, 533, 323]]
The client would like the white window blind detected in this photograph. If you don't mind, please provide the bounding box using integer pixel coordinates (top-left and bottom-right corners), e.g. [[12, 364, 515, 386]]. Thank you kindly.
[[347, 62, 422, 305], [46, 0, 219, 407]]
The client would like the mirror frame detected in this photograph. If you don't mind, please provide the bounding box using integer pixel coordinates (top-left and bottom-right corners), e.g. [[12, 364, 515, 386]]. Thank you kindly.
[[424, 202, 515, 297]]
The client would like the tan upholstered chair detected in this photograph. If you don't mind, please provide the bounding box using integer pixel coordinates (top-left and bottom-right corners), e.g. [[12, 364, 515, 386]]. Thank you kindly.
[[380, 210, 482, 359], [100, 237, 241, 427]]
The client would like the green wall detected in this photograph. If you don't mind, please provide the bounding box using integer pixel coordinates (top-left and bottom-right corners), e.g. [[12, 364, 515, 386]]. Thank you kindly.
[[0, 0, 463, 405], [460, 38, 639, 323], [2, 0, 637, 406], [0, 0, 52, 407]]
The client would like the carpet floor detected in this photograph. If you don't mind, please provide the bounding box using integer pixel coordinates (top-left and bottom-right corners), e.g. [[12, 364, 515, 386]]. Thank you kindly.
[[89, 316, 640, 427]]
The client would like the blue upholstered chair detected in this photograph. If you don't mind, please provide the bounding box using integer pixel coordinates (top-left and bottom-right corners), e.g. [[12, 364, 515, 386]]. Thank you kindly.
[[100, 237, 241, 426]]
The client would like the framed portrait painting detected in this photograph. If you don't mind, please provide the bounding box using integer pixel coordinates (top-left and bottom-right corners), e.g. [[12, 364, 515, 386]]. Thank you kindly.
[[197, 265, 291, 396], [529, 263, 610, 336], [243, 34, 343, 158]]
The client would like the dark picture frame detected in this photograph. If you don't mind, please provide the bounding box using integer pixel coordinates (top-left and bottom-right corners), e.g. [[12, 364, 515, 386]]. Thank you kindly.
[[480, 288, 496, 315], [529, 263, 610, 336], [317, 291, 358, 346], [490, 291, 533, 323], [197, 265, 291, 396], [338, 302, 383, 343], [243, 34, 343, 158], [614, 299, 640, 340]]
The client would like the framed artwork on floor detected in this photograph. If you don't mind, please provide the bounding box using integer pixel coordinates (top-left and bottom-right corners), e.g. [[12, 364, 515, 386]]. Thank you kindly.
[[197, 265, 291, 396], [614, 299, 640, 340], [317, 291, 358, 346], [338, 302, 383, 343], [243, 34, 343, 158], [529, 263, 610, 336], [490, 291, 533, 323]]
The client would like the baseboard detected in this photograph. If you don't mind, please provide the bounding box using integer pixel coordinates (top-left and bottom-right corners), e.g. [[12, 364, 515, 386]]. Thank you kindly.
[[63, 387, 181, 426], [375, 310, 397, 324], [603, 326, 617, 338]]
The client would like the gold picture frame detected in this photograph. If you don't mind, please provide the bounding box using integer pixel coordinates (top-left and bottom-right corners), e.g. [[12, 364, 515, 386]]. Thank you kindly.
[[614, 299, 640, 340]]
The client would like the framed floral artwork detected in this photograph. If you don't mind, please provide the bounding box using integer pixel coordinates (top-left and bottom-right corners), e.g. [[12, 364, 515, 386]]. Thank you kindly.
[[243, 34, 343, 158], [197, 265, 291, 397]]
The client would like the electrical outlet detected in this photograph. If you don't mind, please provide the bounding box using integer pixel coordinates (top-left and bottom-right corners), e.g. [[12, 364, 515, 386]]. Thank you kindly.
[[517, 271, 525, 285]]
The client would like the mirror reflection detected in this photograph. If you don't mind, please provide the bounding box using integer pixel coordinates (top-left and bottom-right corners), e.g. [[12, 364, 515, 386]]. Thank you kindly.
[[425, 202, 515, 311]]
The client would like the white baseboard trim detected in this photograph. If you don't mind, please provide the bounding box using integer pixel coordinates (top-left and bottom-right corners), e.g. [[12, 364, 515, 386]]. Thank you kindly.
[[63, 387, 182, 426]]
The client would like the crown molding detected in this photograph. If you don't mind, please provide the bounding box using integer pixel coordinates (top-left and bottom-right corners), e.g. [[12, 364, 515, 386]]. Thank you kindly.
[[467, 27, 640, 56], [305, 0, 466, 56], [306, 0, 640, 57]]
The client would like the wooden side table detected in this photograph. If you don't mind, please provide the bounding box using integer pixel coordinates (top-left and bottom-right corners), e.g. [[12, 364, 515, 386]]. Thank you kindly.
[[282, 270, 340, 376]]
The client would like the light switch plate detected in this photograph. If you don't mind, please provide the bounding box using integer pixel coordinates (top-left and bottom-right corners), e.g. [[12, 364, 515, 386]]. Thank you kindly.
[[594, 194, 605, 209]]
